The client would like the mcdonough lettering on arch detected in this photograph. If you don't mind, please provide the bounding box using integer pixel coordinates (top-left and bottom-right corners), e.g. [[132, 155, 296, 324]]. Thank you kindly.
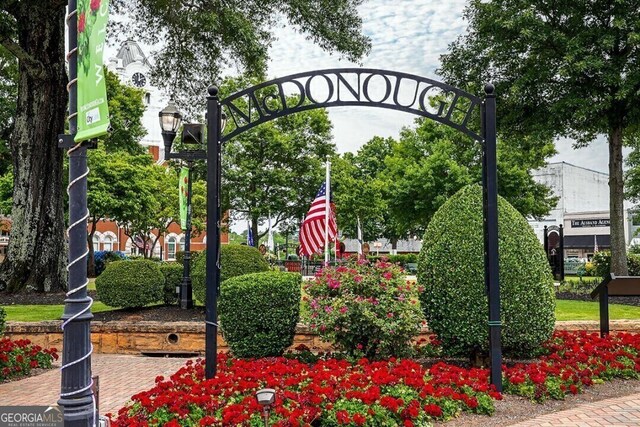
[[219, 68, 483, 143]]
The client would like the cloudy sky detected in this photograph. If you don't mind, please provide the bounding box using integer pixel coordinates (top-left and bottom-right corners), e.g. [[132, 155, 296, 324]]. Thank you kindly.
[[260, 0, 612, 173]]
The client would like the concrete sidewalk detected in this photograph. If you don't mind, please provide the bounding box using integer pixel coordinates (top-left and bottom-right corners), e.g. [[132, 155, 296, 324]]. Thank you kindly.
[[509, 394, 640, 426], [0, 354, 191, 415]]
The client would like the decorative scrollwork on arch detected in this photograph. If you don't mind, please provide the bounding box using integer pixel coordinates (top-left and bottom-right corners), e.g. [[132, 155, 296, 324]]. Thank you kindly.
[[219, 68, 483, 143]]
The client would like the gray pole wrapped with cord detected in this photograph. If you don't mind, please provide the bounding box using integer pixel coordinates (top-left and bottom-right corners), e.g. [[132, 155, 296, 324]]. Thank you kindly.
[[58, 1, 96, 425]]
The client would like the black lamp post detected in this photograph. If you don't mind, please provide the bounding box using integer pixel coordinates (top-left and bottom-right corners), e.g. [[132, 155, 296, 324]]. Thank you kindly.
[[160, 100, 203, 310]]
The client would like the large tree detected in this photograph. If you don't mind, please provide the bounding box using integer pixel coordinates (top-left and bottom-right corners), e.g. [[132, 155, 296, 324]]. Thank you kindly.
[[0, 46, 16, 175], [0, 3, 68, 291], [87, 147, 155, 274], [223, 98, 336, 244], [0, 0, 370, 291], [384, 118, 557, 235], [439, 0, 640, 275]]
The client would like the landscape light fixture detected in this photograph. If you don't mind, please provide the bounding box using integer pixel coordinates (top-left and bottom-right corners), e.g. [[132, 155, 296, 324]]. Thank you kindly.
[[159, 99, 183, 155], [255, 388, 276, 427]]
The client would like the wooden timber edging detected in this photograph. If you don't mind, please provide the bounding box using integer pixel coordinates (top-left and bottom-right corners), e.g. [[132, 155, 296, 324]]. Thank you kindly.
[[4, 320, 640, 355]]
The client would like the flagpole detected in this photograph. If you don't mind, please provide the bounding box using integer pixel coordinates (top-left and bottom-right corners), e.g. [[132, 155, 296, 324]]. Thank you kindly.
[[325, 157, 330, 265]]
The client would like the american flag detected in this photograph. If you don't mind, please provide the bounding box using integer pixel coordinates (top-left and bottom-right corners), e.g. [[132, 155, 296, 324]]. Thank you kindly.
[[299, 183, 337, 257]]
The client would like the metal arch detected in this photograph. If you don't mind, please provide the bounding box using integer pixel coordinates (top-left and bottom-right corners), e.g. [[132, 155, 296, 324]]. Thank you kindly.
[[219, 68, 483, 143]]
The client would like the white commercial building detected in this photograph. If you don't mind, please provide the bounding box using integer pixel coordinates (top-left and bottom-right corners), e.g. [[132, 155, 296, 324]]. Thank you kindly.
[[529, 161, 636, 259]]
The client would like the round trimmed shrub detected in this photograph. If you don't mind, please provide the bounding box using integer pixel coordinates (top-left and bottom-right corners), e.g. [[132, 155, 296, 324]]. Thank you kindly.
[[159, 262, 183, 305], [192, 245, 270, 303], [96, 260, 164, 308], [418, 184, 555, 357], [219, 271, 301, 358]]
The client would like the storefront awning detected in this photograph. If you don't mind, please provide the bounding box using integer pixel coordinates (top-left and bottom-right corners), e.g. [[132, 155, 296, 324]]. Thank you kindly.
[[563, 234, 610, 249]]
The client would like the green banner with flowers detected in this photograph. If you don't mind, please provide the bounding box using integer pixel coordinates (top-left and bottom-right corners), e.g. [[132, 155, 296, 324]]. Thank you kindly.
[[75, 0, 110, 143], [179, 167, 189, 230]]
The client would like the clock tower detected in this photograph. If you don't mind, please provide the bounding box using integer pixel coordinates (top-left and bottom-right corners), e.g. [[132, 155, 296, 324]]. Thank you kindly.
[[107, 40, 169, 161]]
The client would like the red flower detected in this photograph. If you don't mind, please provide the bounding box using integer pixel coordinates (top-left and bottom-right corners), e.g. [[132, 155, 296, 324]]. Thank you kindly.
[[78, 13, 86, 33], [335, 410, 350, 424], [352, 413, 366, 426], [424, 404, 443, 417], [90, 0, 100, 12]]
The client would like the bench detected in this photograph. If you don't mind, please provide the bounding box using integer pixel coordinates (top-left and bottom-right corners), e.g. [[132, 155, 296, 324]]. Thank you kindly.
[[590, 274, 640, 336]]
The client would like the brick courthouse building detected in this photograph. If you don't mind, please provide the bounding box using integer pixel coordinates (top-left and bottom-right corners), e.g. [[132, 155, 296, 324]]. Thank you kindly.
[[90, 40, 227, 260]]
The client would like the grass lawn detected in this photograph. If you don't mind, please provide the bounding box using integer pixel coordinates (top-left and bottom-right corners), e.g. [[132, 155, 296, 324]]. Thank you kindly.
[[4, 298, 640, 322], [4, 301, 114, 322], [555, 299, 640, 321]]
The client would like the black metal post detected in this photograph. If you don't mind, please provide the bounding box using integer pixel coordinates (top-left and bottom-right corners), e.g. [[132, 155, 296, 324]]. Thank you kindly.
[[205, 86, 221, 379], [543, 225, 549, 259], [59, 1, 95, 425], [181, 161, 194, 309], [559, 224, 565, 281], [599, 286, 610, 337], [482, 84, 502, 392]]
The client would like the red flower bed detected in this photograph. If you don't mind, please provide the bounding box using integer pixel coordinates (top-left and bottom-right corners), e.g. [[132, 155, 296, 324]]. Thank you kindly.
[[504, 331, 640, 401], [112, 331, 640, 426], [0, 338, 58, 381]]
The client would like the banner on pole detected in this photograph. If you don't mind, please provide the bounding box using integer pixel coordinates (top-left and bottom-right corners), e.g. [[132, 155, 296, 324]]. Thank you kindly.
[[75, 0, 110, 142], [179, 167, 189, 230]]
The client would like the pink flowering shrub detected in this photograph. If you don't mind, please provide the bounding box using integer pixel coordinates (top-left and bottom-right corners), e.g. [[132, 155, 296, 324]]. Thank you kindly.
[[303, 259, 424, 359]]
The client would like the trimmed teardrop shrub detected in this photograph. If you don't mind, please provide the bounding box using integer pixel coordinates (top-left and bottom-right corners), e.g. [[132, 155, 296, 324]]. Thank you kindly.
[[219, 271, 301, 358], [418, 184, 555, 357], [96, 260, 164, 308], [192, 245, 270, 303], [159, 262, 183, 305]]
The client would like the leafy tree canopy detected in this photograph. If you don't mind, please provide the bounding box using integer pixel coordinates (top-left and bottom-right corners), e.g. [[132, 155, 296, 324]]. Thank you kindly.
[[385, 118, 557, 235], [110, 0, 371, 114], [220, 77, 336, 244], [438, 0, 640, 274]]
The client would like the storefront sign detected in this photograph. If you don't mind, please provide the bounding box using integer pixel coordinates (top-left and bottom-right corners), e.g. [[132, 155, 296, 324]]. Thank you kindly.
[[571, 218, 610, 228]]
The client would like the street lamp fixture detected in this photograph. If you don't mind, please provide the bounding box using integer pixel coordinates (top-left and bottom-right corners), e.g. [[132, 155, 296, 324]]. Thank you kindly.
[[256, 388, 276, 427], [159, 99, 183, 156]]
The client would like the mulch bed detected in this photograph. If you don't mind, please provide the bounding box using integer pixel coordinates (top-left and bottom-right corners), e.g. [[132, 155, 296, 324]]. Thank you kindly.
[[0, 291, 96, 305]]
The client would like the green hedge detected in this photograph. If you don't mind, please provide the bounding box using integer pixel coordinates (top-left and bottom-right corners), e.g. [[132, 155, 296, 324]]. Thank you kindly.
[[367, 254, 418, 264], [418, 184, 555, 357], [592, 251, 640, 278], [95, 260, 164, 308], [219, 271, 301, 358], [159, 262, 183, 305], [192, 245, 270, 303]]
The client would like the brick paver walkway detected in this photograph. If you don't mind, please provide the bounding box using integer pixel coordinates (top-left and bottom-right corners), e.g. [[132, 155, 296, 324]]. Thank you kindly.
[[3, 355, 640, 425], [510, 393, 640, 426], [0, 354, 192, 415]]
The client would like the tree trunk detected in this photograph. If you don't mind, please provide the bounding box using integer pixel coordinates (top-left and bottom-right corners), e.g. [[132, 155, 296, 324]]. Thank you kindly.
[[609, 126, 628, 275], [251, 217, 259, 247], [0, 4, 67, 292], [391, 237, 398, 255]]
